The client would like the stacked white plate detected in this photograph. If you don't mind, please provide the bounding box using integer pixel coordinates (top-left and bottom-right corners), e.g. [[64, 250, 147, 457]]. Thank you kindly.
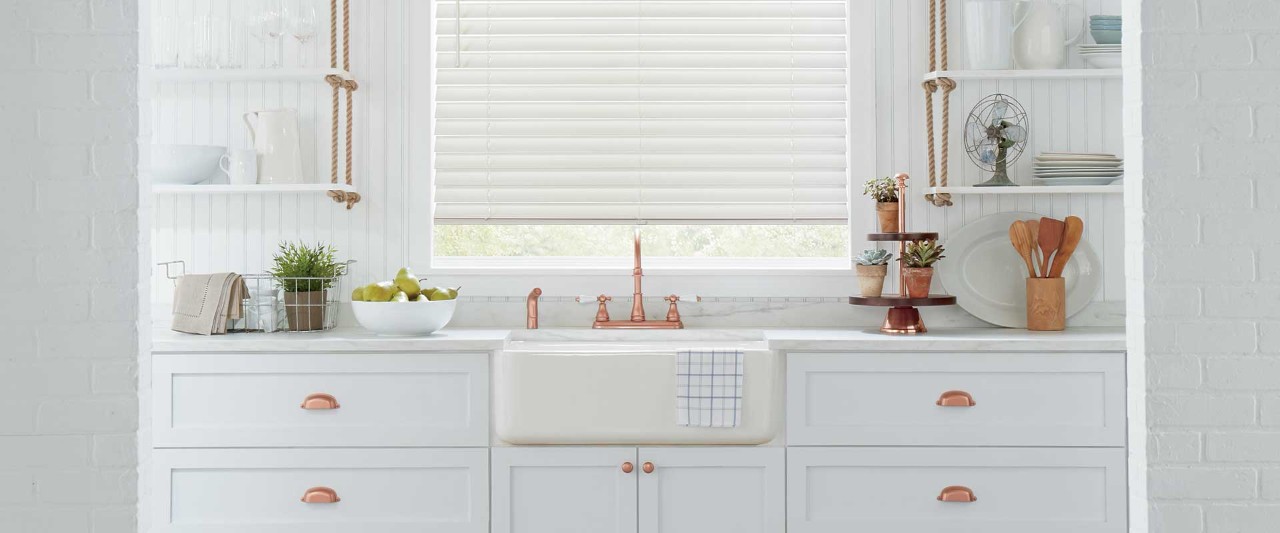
[[1033, 152, 1123, 185], [1079, 45, 1121, 68]]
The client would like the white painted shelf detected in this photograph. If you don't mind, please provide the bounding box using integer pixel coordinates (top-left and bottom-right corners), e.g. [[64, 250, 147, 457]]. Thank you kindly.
[[927, 185, 1123, 195], [153, 183, 357, 195], [923, 69, 1122, 82], [145, 68, 353, 83]]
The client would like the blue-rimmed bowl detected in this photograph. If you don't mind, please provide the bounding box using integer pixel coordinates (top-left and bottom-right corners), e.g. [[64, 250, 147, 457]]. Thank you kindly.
[[1091, 29, 1122, 45]]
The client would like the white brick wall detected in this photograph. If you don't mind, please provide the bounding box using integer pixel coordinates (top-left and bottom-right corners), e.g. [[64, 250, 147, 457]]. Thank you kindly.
[[0, 1, 140, 532], [1134, 0, 1280, 531]]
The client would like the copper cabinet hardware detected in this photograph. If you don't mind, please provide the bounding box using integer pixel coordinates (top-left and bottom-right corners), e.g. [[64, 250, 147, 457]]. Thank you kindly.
[[936, 485, 976, 502], [642, 462, 655, 474], [936, 390, 976, 407], [622, 462, 634, 474], [300, 393, 341, 410], [301, 486, 341, 503]]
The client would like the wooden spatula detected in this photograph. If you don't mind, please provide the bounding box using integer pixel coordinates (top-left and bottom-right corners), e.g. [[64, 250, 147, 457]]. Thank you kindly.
[[1008, 221, 1037, 278], [1025, 219, 1042, 277], [1048, 216, 1084, 278], [1038, 217, 1065, 278]]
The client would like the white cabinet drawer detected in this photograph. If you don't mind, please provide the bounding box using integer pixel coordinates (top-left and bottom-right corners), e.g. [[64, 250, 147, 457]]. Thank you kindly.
[[787, 353, 1124, 446], [153, 448, 489, 533], [154, 354, 488, 447], [787, 447, 1126, 533]]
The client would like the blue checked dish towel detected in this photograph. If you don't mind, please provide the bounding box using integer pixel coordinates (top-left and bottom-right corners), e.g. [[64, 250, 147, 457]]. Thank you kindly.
[[676, 349, 744, 428]]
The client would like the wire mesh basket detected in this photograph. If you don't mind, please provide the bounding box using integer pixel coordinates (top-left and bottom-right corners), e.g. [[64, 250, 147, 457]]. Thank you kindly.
[[159, 260, 354, 333]]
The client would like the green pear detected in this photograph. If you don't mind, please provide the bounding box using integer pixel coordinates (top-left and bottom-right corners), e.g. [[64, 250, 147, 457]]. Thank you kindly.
[[420, 287, 438, 299], [394, 267, 422, 295], [363, 281, 397, 302], [391, 291, 410, 302], [427, 286, 459, 301], [351, 285, 366, 302]]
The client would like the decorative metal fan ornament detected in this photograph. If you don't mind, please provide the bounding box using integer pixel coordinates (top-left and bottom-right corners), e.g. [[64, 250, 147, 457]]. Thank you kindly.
[[964, 94, 1028, 187]]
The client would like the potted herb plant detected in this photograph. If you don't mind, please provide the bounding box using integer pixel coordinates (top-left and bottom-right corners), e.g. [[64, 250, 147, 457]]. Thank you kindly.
[[898, 240, 945, 298], [854, 249, 893, 298], [270, 241, 346, 331], [863, 176, 900, 232]]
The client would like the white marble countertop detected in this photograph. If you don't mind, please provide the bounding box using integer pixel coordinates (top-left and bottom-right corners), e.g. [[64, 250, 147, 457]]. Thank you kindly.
[[153, 326, 1125, 353]]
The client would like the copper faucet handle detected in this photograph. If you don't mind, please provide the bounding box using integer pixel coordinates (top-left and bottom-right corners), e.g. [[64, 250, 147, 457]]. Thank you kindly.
[[595, 294, 612, 322], [665, 295, 681, 322]]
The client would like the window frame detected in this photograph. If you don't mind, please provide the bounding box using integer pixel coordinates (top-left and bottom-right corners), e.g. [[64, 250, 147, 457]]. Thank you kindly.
[[406, 0, 880, 297]]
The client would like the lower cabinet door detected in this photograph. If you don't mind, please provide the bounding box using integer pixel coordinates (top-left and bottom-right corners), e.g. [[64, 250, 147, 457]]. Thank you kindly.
[[492, 447, 639, 533], [153, 448, 488, 533], [788, 447, 1126, 533], [638, 447, 785, 533]]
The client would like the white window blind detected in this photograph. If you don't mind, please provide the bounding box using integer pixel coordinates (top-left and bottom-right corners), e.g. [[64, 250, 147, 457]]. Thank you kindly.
[[433, 0, 850, 224]]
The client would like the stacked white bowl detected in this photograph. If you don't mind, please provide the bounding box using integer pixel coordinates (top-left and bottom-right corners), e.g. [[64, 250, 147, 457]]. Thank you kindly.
[[1033, 152, 1123, 186]]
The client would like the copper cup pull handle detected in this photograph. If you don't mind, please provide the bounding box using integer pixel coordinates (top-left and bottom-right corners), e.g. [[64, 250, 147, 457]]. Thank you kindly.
[[301, 486, 341, 504], [936, 390, 975, 407], [301, 393, 341, 410], [642, 462, 655, 474], [937, 485, 976, 502], [622, 462, 634, 474]]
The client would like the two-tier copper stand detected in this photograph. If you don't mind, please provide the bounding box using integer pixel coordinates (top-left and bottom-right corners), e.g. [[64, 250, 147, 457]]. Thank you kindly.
[[849, 173, 957, 334]]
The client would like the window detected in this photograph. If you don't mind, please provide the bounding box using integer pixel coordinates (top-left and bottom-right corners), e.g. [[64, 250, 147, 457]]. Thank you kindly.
[[429, 0, 859, 267]]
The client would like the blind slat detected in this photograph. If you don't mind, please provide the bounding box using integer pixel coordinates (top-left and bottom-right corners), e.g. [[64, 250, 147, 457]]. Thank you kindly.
[[433, 0, 851, 224]]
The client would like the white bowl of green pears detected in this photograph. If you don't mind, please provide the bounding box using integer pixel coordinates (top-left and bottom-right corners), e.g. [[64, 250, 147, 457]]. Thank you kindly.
[[351, 268, 459, 336]]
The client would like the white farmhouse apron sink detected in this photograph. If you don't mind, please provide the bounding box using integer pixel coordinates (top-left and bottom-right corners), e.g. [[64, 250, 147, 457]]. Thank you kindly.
[[495, 338, 781, 445]]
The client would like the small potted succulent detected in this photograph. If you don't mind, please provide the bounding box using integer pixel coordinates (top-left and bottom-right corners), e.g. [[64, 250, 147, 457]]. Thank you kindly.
[[863, 176, 900, 233], [270, 241, 346, 331], [898, 240, 945, 298], [854, 249, 893, 298]]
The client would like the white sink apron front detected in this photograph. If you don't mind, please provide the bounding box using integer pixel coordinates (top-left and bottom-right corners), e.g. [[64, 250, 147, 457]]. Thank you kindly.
[[495, 341, 781, 445]]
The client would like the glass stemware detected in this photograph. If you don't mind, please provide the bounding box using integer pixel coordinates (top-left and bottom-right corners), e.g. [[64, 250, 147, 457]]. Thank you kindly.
[[249, 5, 284, 68], [287, 3, 319, 68]]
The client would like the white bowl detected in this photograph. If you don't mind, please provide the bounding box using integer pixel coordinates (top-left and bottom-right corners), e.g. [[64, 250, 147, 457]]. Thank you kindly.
[[1082, 53, 1122, 69], [352, 299, 457, 336], [151, 145, 227, 185]]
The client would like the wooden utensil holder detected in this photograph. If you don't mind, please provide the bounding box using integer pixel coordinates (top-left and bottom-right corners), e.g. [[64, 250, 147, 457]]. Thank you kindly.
[[1026, 277, 1066, 331]]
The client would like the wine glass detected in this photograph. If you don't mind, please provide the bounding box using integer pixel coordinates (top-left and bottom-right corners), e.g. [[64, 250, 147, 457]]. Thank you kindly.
[[248, 5, 284, 68], [287, 3, 319, 67]]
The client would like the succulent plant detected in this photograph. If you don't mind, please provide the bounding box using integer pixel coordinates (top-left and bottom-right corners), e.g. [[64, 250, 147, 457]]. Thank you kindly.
[[854, 249, 893, 266], [899, 240, 946, 268], [862, 176, 899, 203]]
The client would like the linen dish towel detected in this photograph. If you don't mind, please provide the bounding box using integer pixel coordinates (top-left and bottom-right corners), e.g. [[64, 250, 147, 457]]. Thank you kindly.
[[171, 273, 248, 335], [676, 349, 744, 428]]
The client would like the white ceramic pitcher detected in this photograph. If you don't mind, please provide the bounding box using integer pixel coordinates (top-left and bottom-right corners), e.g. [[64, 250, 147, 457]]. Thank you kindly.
[[243, 109, 304, 184], [1012, 0, 1086, 70]]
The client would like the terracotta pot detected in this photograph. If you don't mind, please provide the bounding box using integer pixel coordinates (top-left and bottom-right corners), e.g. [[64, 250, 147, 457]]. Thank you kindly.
[[284, 290, 327, 332], [876, 202, 900, 233], [1026, 277, 1066, 331], [902, 267, 934, 298], [855, 264, 889, 298]]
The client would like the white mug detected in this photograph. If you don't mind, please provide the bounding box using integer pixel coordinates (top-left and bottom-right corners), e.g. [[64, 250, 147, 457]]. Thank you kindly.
[[219, 149, 259, 185]]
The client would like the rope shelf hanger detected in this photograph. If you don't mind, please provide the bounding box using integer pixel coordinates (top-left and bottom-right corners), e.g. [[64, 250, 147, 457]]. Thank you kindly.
[[923, 0, 955, 207], [326, 0, 361, 209]]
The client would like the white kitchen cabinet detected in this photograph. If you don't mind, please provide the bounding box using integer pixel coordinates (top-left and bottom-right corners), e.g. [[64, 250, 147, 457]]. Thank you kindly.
[[153, 353, 489, 447], [153, 448, 489, 533], [787, 447, 1127, 533], [638, 447, 785, 533], [492, 447, 784, 533], [492, 447, 639, 533], [787, 352, 1126, 447]]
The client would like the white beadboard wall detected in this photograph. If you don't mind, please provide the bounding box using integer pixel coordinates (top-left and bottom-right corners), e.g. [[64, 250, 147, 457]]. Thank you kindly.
[[150, 0, 1125, 304]]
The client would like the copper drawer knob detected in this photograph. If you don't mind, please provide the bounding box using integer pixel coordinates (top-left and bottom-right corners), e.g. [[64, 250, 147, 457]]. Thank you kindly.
[[937, 485, 976, 502], [936, 390, 976, 407], [642, 462, 655, 474], [301, 486, 341, 504], [622, 462, 634, 474], [301, 393, 341, 410]]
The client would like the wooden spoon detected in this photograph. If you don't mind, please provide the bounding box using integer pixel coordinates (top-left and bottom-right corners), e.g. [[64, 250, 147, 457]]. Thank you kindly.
[[1008, 221, 1037, 278], [1024, 219, 1042, 277], [1048, 216, 1084, 278], [1038, 217, 1065, 278]]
